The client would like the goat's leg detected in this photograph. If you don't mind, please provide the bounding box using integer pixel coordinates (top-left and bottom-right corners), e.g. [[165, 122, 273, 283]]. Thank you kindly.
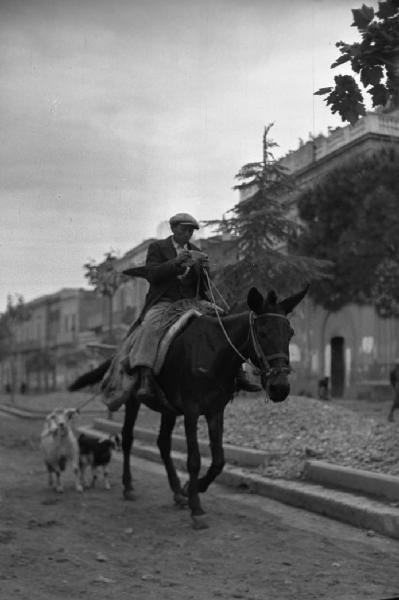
[[122, 394, 141, 500], [157, 412, 186, 506], [197, 411, 225, 493], [46, 465, 55, 490], [71, 448, 83, 492], [90, 466, 98, 488], [103, 466, 111, 490], [73, 463, 83, 493], [55, 471, 63, 493], [79, 461, 88, 489]]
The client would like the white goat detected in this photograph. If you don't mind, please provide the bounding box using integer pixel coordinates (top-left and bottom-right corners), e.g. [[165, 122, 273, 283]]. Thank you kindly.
[[40, 408, 83, 493]]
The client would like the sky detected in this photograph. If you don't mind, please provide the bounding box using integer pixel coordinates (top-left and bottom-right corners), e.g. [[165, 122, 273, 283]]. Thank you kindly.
[[0, 0, 369, 311]]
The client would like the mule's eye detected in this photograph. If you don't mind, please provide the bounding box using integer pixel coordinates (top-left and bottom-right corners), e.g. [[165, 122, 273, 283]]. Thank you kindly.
[[289, 327, 294, 338]]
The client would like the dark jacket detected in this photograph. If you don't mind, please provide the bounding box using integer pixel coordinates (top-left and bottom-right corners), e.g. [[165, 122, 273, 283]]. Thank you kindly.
[[143, 236, 210, 311]]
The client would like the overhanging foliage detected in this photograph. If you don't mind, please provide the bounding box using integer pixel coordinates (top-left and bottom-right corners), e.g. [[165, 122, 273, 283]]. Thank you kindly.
[[315, 1, 399, 123], [295, 147, 399, 315]]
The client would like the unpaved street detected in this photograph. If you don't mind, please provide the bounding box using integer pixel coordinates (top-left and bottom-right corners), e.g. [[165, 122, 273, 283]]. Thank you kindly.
[[1, 413, 399, 600]]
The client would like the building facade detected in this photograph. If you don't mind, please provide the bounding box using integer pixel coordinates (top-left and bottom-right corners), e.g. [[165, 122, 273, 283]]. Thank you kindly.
[[1, 288, 103, 393], [3, 111, 399, 399], [276, 109, 399, 398]]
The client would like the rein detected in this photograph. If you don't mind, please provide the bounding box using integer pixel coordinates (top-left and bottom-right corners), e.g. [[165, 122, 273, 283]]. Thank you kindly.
[[74, 391, 100, 413]]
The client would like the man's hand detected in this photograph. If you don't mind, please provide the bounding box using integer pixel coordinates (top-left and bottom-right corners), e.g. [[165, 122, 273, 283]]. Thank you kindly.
[[175, 250, 195, 268], [190, 251, 209, 271]]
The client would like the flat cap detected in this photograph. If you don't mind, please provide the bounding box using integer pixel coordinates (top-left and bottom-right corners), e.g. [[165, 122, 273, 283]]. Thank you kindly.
[[169, 213, 199, 229]]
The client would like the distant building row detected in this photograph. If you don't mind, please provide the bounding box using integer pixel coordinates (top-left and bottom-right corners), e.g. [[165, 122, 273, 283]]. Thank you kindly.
[[2, 109, 399, 399]]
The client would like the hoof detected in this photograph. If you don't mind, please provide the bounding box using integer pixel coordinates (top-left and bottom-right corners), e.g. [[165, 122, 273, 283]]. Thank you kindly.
[[174, 492, 188, 508], [123, 489, 136, 501], [192, 514, 209, 530]]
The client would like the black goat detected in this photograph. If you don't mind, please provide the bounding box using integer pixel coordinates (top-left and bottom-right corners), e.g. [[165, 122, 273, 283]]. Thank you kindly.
[[78, 433, 120, 490]]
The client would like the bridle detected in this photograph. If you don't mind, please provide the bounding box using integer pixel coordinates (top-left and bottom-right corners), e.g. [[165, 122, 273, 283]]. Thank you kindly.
[[248, 311, 292, 380], [211, 306, 292, 382], [203, 269, 292, 388]]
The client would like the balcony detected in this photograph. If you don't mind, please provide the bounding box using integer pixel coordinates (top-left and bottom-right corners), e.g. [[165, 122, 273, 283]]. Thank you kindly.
[[280, 110, 399, 175]]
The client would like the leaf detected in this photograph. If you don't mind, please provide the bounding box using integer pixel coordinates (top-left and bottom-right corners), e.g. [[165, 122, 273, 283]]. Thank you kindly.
[[369, 83, 389, 106], [351, 5, 375, 30], [314, 87, 332, 96], [376, 0, 399, 19], [360, 65, 384, 87], [331, 55, 352, 69]]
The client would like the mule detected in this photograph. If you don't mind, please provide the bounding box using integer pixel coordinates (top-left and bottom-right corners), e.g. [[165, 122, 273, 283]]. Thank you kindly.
[[117, 285, 307, 529]]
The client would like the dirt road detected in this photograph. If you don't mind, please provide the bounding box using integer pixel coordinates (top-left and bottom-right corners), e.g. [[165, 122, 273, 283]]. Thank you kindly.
[[1, 414, 399, 600]]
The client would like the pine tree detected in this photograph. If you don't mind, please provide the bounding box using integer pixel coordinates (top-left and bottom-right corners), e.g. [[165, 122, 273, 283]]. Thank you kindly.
[[206, 125, 330, 305]]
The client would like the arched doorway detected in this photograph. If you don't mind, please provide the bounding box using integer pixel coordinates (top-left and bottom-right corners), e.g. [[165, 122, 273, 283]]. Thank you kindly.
[[331, 336, 345, 398]]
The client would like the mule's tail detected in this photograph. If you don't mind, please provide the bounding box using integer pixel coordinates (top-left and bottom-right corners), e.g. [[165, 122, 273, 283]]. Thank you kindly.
[[68, 359, 112, 391]]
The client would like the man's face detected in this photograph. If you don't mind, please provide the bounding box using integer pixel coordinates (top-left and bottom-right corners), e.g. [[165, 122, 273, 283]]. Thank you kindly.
[[172, 224, 195, 246]]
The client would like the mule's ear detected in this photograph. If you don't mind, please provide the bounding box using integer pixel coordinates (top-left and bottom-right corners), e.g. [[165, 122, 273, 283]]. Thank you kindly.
[[279, 285, 309, 315], [247, 287, 264, 314]]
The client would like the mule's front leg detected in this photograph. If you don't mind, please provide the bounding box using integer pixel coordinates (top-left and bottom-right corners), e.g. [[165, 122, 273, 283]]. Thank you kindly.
[[122, 396, 140, 500], [198, 411, 225, 494], [184, 411, 208, 529], [157, 413, 186, 506]]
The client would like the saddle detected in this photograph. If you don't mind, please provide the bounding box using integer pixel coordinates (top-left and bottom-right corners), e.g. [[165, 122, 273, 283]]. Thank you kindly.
[[101, 300, 222, 412], [153, 308, 202, 375]]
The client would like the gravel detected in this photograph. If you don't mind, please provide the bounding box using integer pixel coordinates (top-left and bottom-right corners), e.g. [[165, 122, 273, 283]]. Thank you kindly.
[[136, 393, 399, 480]]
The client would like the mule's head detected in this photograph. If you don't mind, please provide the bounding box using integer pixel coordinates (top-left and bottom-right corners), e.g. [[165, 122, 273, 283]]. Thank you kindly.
[[246, 285, 308, 402]]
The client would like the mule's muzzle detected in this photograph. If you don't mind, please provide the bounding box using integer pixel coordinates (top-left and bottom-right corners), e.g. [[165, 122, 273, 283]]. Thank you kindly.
[[262, 372, 290, 403]]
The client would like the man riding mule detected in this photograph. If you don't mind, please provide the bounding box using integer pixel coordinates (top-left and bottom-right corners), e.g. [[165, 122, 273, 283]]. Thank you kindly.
[[101, 212, 260, 412], [68, 212, 308, 528]]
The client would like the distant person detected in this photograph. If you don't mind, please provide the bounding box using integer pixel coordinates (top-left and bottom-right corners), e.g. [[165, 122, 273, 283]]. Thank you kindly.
[[20, 382, 27, 394], [388, 360, 399, 422], [318, 376, 329, 401], [5, 383, 11, 394]]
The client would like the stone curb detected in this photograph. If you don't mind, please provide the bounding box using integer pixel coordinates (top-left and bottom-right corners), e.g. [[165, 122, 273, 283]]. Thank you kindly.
[[303, 460, 399, 503], [79, 422, 399, 542], [0, 404, 105, 420], [0, 404, 45, 420], [92, 417, 266, 468]]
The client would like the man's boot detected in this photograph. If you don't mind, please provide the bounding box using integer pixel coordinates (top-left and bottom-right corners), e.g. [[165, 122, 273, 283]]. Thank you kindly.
[[136, 366, 156, 402], [235, 365, 262, 393], [121, 356, 135, 377]]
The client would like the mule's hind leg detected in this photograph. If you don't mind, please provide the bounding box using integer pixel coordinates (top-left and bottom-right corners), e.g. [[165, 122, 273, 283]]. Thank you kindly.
[[197, 411, 225, 493], [157, 412, 186, 506], [122, 394, 141, 500]]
